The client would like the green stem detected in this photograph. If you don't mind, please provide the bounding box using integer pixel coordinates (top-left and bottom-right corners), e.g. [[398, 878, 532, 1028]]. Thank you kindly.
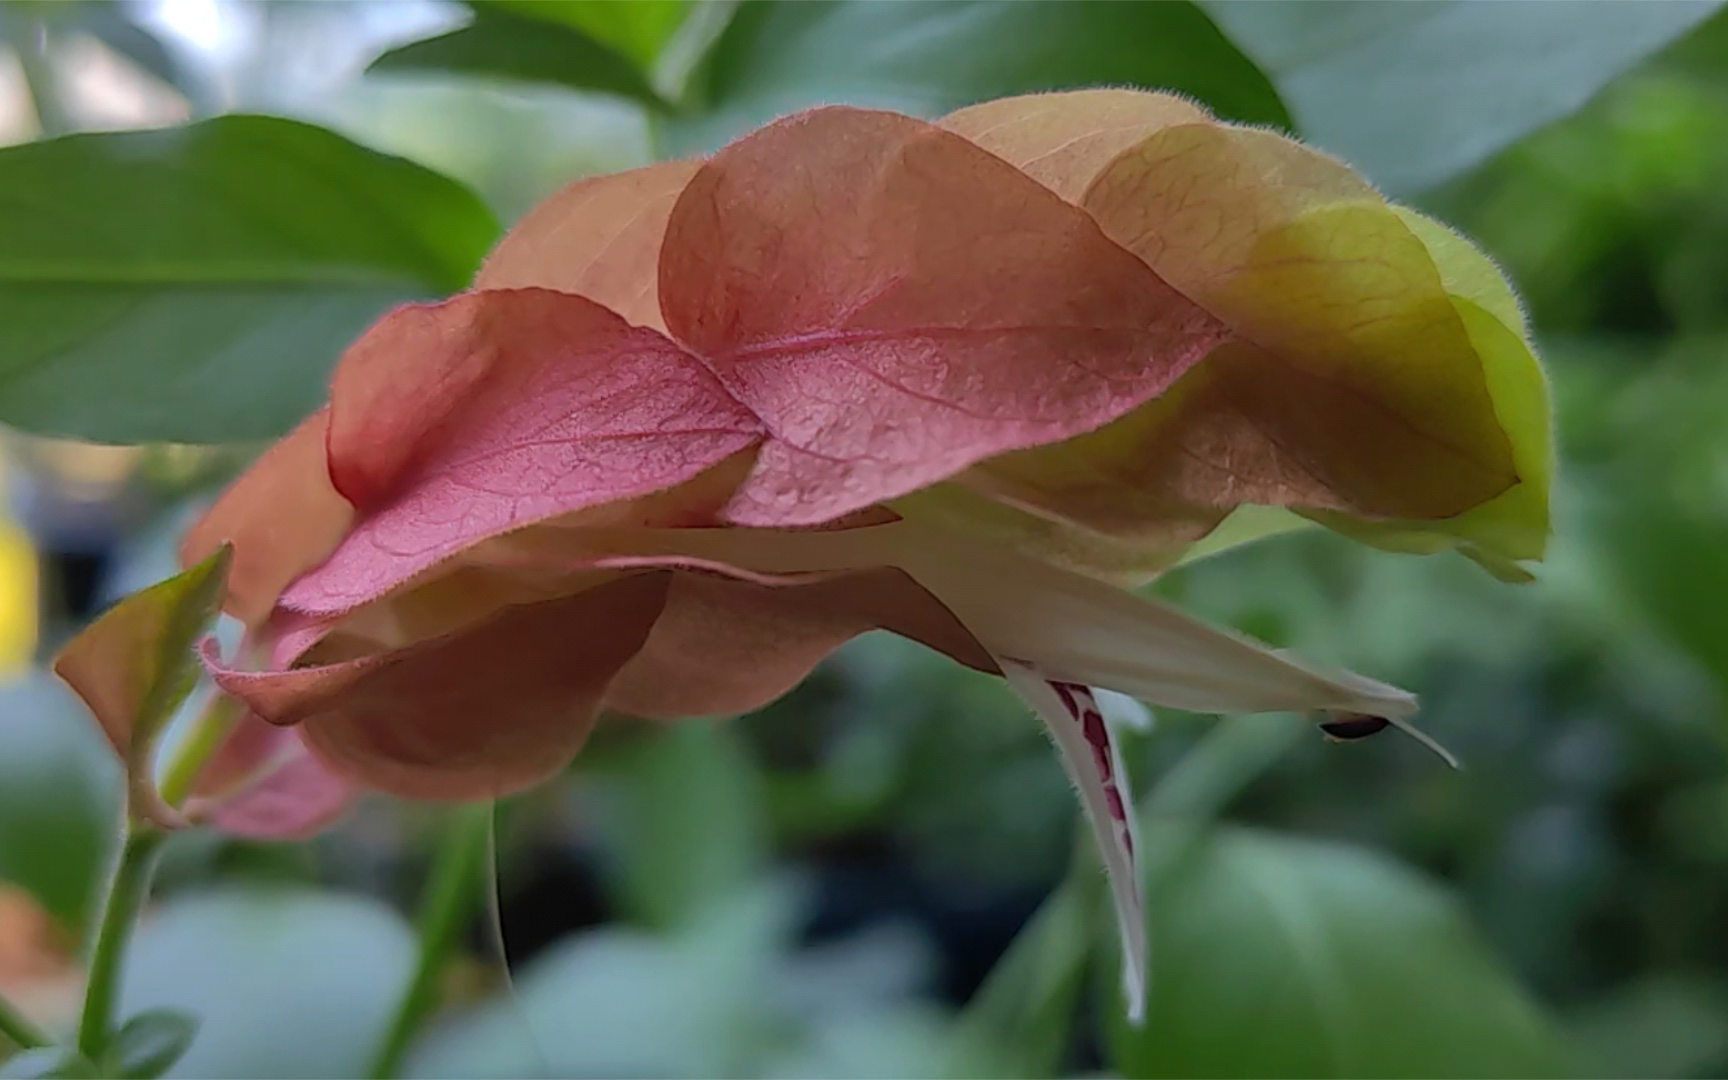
[[157, 695, 243, 810], [74, 695, 240, 1060], [11, 15, 71, 138], [0, 992, 50, 1052], [367, 803, 496, 1080], [1144, 713, 1302, 822], [75, 827, 165, 1060]]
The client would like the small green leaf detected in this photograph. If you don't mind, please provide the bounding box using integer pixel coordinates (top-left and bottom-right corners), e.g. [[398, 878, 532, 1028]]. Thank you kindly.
[[106, 1010, 199, 1080], [665, 0, 1289, 155], [0, 1049, 99, 1080], [52, 547, 232, 826], [1107, 827, 1576, 1078], [0, 116, 498, 443], [1202, 0, 1725, 193], [370, 4, 671, 109], [133, 547, 231, 761]]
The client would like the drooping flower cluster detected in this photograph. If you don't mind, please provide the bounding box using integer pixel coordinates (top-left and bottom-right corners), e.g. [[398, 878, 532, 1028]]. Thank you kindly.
[[55, 90, 1550, 1019]]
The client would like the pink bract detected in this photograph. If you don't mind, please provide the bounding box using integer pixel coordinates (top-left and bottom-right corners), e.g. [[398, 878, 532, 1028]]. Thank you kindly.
[[54, 98, 1546, 1003]]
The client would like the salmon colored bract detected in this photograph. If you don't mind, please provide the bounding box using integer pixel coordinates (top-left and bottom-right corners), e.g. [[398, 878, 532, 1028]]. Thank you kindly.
[[55, 90, 1552, 1021]]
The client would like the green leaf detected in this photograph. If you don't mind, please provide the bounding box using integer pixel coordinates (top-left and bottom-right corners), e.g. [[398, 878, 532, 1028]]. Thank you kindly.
[[0, 115, 498, 443], [1656, 5, 1728, 85], [370, 3, 670, 109], [0, 1049, 99, 1080], [1570, 975, 1728, 1080], [1108, 827, 1576, 1079], [118, 888, 417, 1078], [125, 548, 229, 765], [1601, 488, 1728, 700], [106, 1009, 199, 1080], [0, 675, 121, 931], [410, 886, 793, 1078], [593, 723, 768, 932], [665, 0, 1289, 155], [1202, 0, 1726, 194], [485, 0, 692, 68], [1584, 340, 1728, 701], [51, 546, 231, 825], [767, 1007, 984, 1080]]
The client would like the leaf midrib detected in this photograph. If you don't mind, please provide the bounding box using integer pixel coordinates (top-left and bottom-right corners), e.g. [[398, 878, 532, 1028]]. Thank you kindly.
[[1227, 836, 1358, 1077]]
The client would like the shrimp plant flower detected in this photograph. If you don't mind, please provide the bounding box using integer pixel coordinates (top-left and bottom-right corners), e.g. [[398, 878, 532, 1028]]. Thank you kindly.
[[54, 90, 1550, 1021]]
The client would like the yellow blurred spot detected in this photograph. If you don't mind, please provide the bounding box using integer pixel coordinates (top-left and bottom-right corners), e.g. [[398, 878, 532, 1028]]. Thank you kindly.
[[0, 521, 36, 675]]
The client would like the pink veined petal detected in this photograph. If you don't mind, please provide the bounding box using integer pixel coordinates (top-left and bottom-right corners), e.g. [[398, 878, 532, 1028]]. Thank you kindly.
[[263, 105, 1234, 623], [181, 410, 352, 627], [188, 716, 356, 839], [999, 660, 1147, 1025], [658, 106, 1228, 527], [280, 290, 763, 617]]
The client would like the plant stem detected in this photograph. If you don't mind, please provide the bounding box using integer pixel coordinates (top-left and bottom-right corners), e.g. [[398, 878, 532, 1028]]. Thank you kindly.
[[75, 827, 165, 1060], [0, 992, 50, 1052], [74, 696, 241, 1060], [367, 803, 496, 1080], [11, 15, 71, 138], [157, 695, 243, 810], [1143, 713, 1302, 822]]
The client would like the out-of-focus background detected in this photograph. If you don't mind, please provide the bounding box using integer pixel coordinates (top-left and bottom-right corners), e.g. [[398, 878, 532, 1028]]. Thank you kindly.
[[4, 1, 1728, 1077]]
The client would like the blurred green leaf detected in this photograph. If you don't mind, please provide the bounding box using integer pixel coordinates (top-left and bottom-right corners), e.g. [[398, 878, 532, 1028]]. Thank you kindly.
[[595, 723, 769, 932], [1658, 5, 1728, 87], [369, 3, 670, 109], [948, 873, 1095, 1078], [1203, 0, 1725, 194], [0, 675, 120, 931], [0, 1048, 99, 1080], [1108, 827, 1575, 1079], [107, 1009, 199, 1080], [485, 0, 691, 68], [118, 888, 417, 1078], [1570, 975, 1728, 1080], [0, 116, 498, 443], [1603, 490, 1728, 701], [1582, 340, 1728, 702], [666, 0, 1288, 154], [767, 1006, 977, 1080], [410, 886, 793, 1078]]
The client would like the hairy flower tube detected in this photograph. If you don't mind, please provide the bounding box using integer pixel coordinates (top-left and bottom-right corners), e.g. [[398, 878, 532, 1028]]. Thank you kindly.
[[54, 89, 1551, 1020]]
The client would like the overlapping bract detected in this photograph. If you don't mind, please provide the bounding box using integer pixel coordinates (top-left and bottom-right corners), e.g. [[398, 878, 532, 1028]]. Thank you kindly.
[[57, 89, 1549, 832]]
